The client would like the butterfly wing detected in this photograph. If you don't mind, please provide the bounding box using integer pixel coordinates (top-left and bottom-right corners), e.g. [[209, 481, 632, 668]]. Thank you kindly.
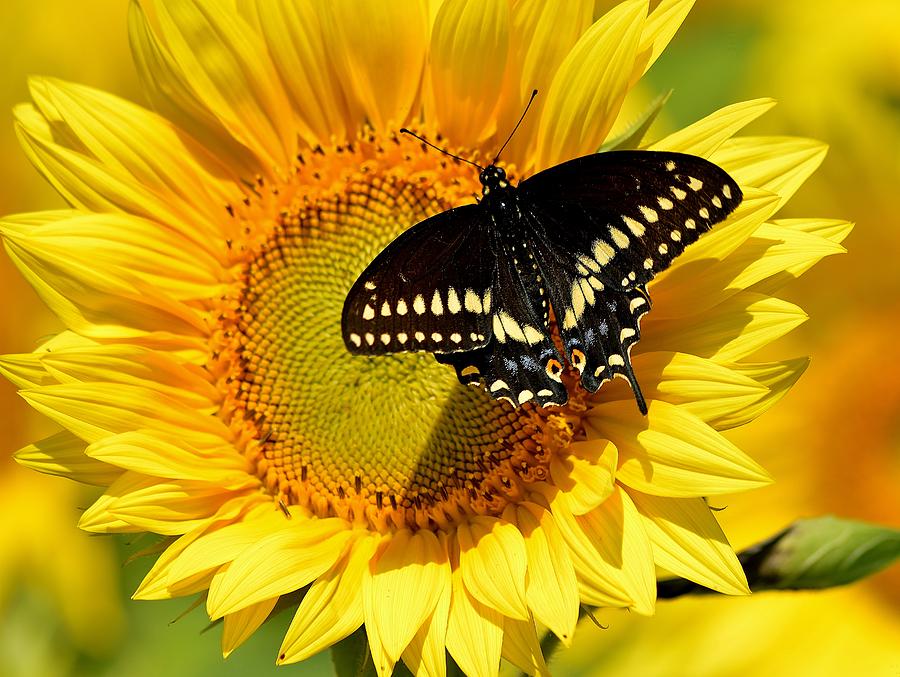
[[518, 150, 742, 290], [437, 241, 569, 407], [518, 150, 743, 413], [524, 215, 651, 412], [342, 205, 495, 354]]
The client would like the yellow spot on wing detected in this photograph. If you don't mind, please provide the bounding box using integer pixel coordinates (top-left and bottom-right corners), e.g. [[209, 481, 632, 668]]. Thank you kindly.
[[657, 196, 674, 210], [639, 206, 659, 222], [622, 216, 645, 236], [447, 287, 461, 313], [363, 304, 375, 320], [464, 288, 482, 313], [609, 227, 630, 248], [431, 290, 443, 315], [413, 295, 426, 314]]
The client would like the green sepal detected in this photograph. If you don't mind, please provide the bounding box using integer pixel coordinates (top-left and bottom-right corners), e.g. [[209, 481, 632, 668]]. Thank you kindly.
[[599, 89, 673, 152], [751, 516, 900, 590]]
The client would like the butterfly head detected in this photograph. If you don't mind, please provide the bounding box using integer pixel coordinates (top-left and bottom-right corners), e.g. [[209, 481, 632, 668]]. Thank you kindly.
[[479, 165, 509, 194]]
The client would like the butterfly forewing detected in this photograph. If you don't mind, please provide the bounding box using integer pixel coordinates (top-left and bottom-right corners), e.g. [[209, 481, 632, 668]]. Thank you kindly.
[[519, 151, 743, 291], [342, 205, 495, 354]]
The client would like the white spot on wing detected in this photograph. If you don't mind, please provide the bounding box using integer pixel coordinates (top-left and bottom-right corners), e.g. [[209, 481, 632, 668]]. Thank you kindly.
[[363, 304, 375, 320], [380, 333, 390, 345], [413, 295, 426, 314], [517, 390, 534, 404], [639, 205, 659, 222], [431, 290, 443, 315], [671, 230, 682, 242], [687, 176, 703, 191], [464, 289, 482, 313], [723, 184, 732, 199], [620, 328, 636, 341], [711, 196, 723, 208], [671, 186, 687, 200], [609, 227, 630, 249], [699, 207, 710, 219], [609, 354, 625, 366], [365, 333, 375, 345], [431, 332, 442, 342], [397, 332, 408, 344], [380, 301, 391, 316], [685, 218, 696, 230], [396, 299, 408, 315], [349, 333, 361, 347], [450, 332, 462, 343], [447, 287, 461, 313], [490, 379, 509, 392], [658, 243, 669, 255], [364, 281, 376, 290], [623, 216, 645, 236], [593, 240, 615, 265], [415, 331, 425, 341]]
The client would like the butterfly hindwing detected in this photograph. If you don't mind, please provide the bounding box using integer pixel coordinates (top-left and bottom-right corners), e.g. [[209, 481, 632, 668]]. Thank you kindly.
[[518, 150, 742, 291], [524, 221, 651, 411], [437, 236, 568, 407], [342, 205, 495, 355]]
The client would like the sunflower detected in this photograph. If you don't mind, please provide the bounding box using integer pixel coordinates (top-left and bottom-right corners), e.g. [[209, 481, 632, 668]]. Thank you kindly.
[[0, 1, 847, 675]]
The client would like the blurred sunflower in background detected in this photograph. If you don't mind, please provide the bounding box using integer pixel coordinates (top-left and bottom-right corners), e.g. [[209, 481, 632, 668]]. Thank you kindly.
[[0, 1, 892, 676]]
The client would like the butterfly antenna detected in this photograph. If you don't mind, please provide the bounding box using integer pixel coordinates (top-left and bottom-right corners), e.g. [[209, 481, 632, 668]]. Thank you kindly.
[[493, 89, 538, 163], [399, 128, 484, 171]]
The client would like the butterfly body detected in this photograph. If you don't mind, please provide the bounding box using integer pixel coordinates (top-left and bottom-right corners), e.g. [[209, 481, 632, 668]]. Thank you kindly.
[[342, 150, 743, 412]]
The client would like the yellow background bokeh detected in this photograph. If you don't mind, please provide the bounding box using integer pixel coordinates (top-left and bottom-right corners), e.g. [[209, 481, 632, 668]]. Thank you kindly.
[[0, 1, 897, 675]]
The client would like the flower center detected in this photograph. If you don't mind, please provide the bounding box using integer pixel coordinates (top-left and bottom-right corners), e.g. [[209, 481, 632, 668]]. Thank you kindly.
[[212, 133, 587, 532]]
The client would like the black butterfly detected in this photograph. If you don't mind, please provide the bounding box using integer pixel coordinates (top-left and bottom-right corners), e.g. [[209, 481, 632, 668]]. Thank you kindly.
[[342, 141, 741, 413]]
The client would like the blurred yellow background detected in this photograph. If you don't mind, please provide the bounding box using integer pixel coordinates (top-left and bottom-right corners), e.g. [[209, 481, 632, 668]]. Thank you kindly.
[[0, 1, 897, 675]]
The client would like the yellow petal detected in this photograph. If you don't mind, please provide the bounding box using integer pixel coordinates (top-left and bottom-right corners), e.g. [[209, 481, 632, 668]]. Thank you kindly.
[[631, 0, 695, 83], [611, 351, 768, 429], [457, 517, 529, 620], [493, 0, 593, 169], [401, 546, 452, 677], [370, 529, 450, 661], [127, 1, 262, 178], [19, 383, 231, 446], [587, 400, 772, 496], [629, 489, 750, 595], [578, 488, 657, 615], [0, 352, 58, 389], [429, 0, 510, 144], [278, 534, 378, 664], [652, 220, 845, 318], [35, 343, 220, 411], [639, 292, 808, 363], [149, 0, 296, 169], [549, 439, 617, 515], [773, 217, 854, 245], [168, 503, 294, 586], [207, 517, 352, 618], [509, 503, 579, 645], [27, 78, 240, 244], [82, 473, 247, 535], [445, 567, 504, 677], [85, 432, 249, 487], [2, 225, 208, 341], [746, 225, 848, 296], [222, 596, 278, 658], [2, 212, 227, 300], [534, 0, 647, 169], [501, 615, 550, 677], [722, 358, 809, 429], [14, 430, 120, 486], [319, 1, 428, 132], [647, 98, 777, 157], [540, 491, 632, 609], [711, 136, 828, 210]]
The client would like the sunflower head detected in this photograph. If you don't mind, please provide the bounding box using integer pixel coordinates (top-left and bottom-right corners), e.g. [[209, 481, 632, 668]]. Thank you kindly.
[[0, 1, 849, 675]]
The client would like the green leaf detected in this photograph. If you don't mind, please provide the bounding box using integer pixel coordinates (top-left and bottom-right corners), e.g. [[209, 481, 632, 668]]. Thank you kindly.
[[332, 627, 376, 677], [750, 516, 900, 590], [599, 89, 673, 151]]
